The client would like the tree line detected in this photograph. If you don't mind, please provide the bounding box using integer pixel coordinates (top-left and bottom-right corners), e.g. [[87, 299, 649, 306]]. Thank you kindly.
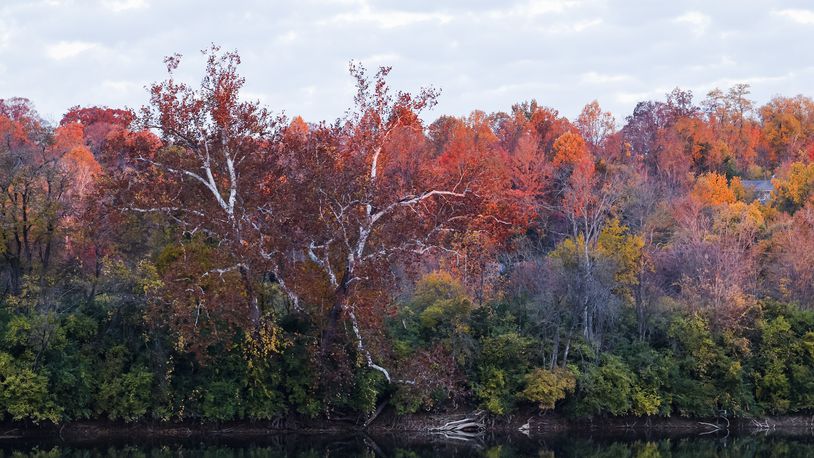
[[1, 46, 813, 423]]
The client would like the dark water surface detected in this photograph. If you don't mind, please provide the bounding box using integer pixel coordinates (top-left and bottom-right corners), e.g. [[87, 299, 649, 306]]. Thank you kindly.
[[2, 431, 814, 457]]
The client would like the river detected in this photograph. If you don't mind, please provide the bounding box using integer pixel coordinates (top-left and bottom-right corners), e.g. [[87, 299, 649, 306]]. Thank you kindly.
[[2, 431, 814, 457]]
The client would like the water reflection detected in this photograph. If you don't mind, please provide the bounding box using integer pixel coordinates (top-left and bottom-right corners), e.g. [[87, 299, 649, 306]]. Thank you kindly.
[[2, 431, 814, 457]]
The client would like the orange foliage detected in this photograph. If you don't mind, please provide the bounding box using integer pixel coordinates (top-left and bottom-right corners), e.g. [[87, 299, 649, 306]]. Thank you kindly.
[[691, 172, 736, 206]]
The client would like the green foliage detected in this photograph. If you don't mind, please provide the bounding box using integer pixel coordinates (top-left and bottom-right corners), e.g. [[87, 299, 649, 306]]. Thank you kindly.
[[0, 251, 812, 425], [392, 271, 476, 357], [0, 353, 61, 423], [620, 343, 672, 416], [574, 355, 634, 416], [751, 304, 814, 414], [520, 367, 576, 411], [474, 366, 510, 415], [200, 379, 243, 421], [474, 332, 534, 414], [97, 367, 154, 422]]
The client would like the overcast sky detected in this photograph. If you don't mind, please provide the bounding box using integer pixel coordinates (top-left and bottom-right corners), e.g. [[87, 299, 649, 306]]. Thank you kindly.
[[1, 0, 813, 125]]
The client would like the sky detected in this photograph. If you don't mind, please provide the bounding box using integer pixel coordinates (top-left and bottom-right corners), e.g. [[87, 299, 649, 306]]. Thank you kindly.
[[1, 0, 813, 126]]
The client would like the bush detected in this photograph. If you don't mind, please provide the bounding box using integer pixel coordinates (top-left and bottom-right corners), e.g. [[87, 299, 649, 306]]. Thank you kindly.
[[521, 367, 576, 411], [574, 355, 634, 416], [0, 353, 61, 423], [97, 368, 154, 422]]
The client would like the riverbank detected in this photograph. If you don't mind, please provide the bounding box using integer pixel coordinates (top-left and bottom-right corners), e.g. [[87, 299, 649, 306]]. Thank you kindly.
[[2, 410, 813, 442]]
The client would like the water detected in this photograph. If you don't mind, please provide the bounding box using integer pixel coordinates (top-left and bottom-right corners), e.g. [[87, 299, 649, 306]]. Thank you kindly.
[[2, 432, 814, 457]]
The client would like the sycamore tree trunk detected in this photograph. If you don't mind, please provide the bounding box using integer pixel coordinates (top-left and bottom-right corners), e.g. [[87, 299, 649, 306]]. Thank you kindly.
[[550, 325, 561, 370], [239, 264, 261, 328], [322, 268, 350, 354]]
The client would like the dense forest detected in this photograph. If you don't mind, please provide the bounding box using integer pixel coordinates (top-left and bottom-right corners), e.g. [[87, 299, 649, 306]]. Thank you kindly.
[[1, 46, 814, 424]]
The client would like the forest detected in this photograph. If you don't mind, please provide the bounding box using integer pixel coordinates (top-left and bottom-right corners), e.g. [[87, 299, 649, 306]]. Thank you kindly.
[[1, 46, 814, 424]]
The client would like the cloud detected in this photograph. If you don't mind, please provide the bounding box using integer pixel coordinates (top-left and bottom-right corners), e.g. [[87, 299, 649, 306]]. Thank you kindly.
[[702, 73, 794, 89], [322, 4, 452, 28], [614, 89, 667, 105], [101, 80, 142, 93], [772, 9, 814, 24], [499, 0, 582, 18], [275, 31, 298, 44], [361, 52, 402, 65], [581, 72, 633, 84], [548, 17, 602, 33], [45, 41, 98, 60], [674, 11, 711, 35], [100, 0, 149, 13], [1, 0, 812, 126], [0, 20, 11, 50], [240, 90, 270, 103]]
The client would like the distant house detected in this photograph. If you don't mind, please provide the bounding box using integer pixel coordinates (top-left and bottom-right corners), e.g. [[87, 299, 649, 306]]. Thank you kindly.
[[741, 179, 774, 203]]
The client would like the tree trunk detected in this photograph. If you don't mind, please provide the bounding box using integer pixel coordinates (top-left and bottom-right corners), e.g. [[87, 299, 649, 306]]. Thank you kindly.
[[321, 269, 350, 354], [238, 264, 261, 328], [562, 332, 572, 367]]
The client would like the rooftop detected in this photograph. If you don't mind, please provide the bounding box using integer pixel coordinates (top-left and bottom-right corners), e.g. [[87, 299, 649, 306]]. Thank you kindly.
[[740, 180, 774, 193]]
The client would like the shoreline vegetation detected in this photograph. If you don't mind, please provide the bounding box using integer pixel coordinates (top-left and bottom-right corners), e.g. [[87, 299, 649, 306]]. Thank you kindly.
[[2, 46, 814, 428], [2, 412, 814, 442]]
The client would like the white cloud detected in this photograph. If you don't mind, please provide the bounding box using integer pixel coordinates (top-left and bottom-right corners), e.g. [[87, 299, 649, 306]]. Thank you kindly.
[[0, 20, 11, 50], [322, 4, 452, 28], [614, 89, 666, 105], [515, 0, 581, 17], [482, 0, 582, 21], [674, 11, 711, 35], [548, 17, 602, 33], [521, 0, 581, 16], [478, 81, 558, 97], [703, 73, 794, 89], [101, 80, 141, 93], [581, 72, 633, 84], [2, 0, 813, 126], [275, 31, 298, 44], [361, 52, 402, 65], [100, 0, 149, 13], [241, 90, 270, 103], [688, 55, 736, 71], [772, 9, 814, 24], [573, 18, 602, 31], [46, 41, 98, 60]]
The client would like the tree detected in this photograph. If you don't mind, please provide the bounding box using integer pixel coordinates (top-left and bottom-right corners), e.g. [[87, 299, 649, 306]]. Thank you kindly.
[[0, 98, 94, 297], [766, 201, 814, 307], [690, 172, 736, 206], [772, 161, 814, 213], [273, 64, 510, 383], [116, 46, 284, 354], [702, 84, 760, 173], [521, 367, 576, 411], [60, 106, 135, 171], [576, 100, 616, 156], [759, 96, 814, 165]]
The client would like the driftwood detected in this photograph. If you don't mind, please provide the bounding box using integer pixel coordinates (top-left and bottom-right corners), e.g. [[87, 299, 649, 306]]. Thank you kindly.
[[363, 401, 388, 428], [426, 411, 486, 442], [429, 412, 485, 432], [698, 421, 722, 431], [518, 417, 532, 436], [750, 418, 773, 430]]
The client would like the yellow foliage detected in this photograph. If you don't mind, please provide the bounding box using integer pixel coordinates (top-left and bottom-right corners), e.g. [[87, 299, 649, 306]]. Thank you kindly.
[[713, 201, 764, 241], [597, 219, 645, 289], [772, 161, 814, 212], [521, 367, 577, 411]]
